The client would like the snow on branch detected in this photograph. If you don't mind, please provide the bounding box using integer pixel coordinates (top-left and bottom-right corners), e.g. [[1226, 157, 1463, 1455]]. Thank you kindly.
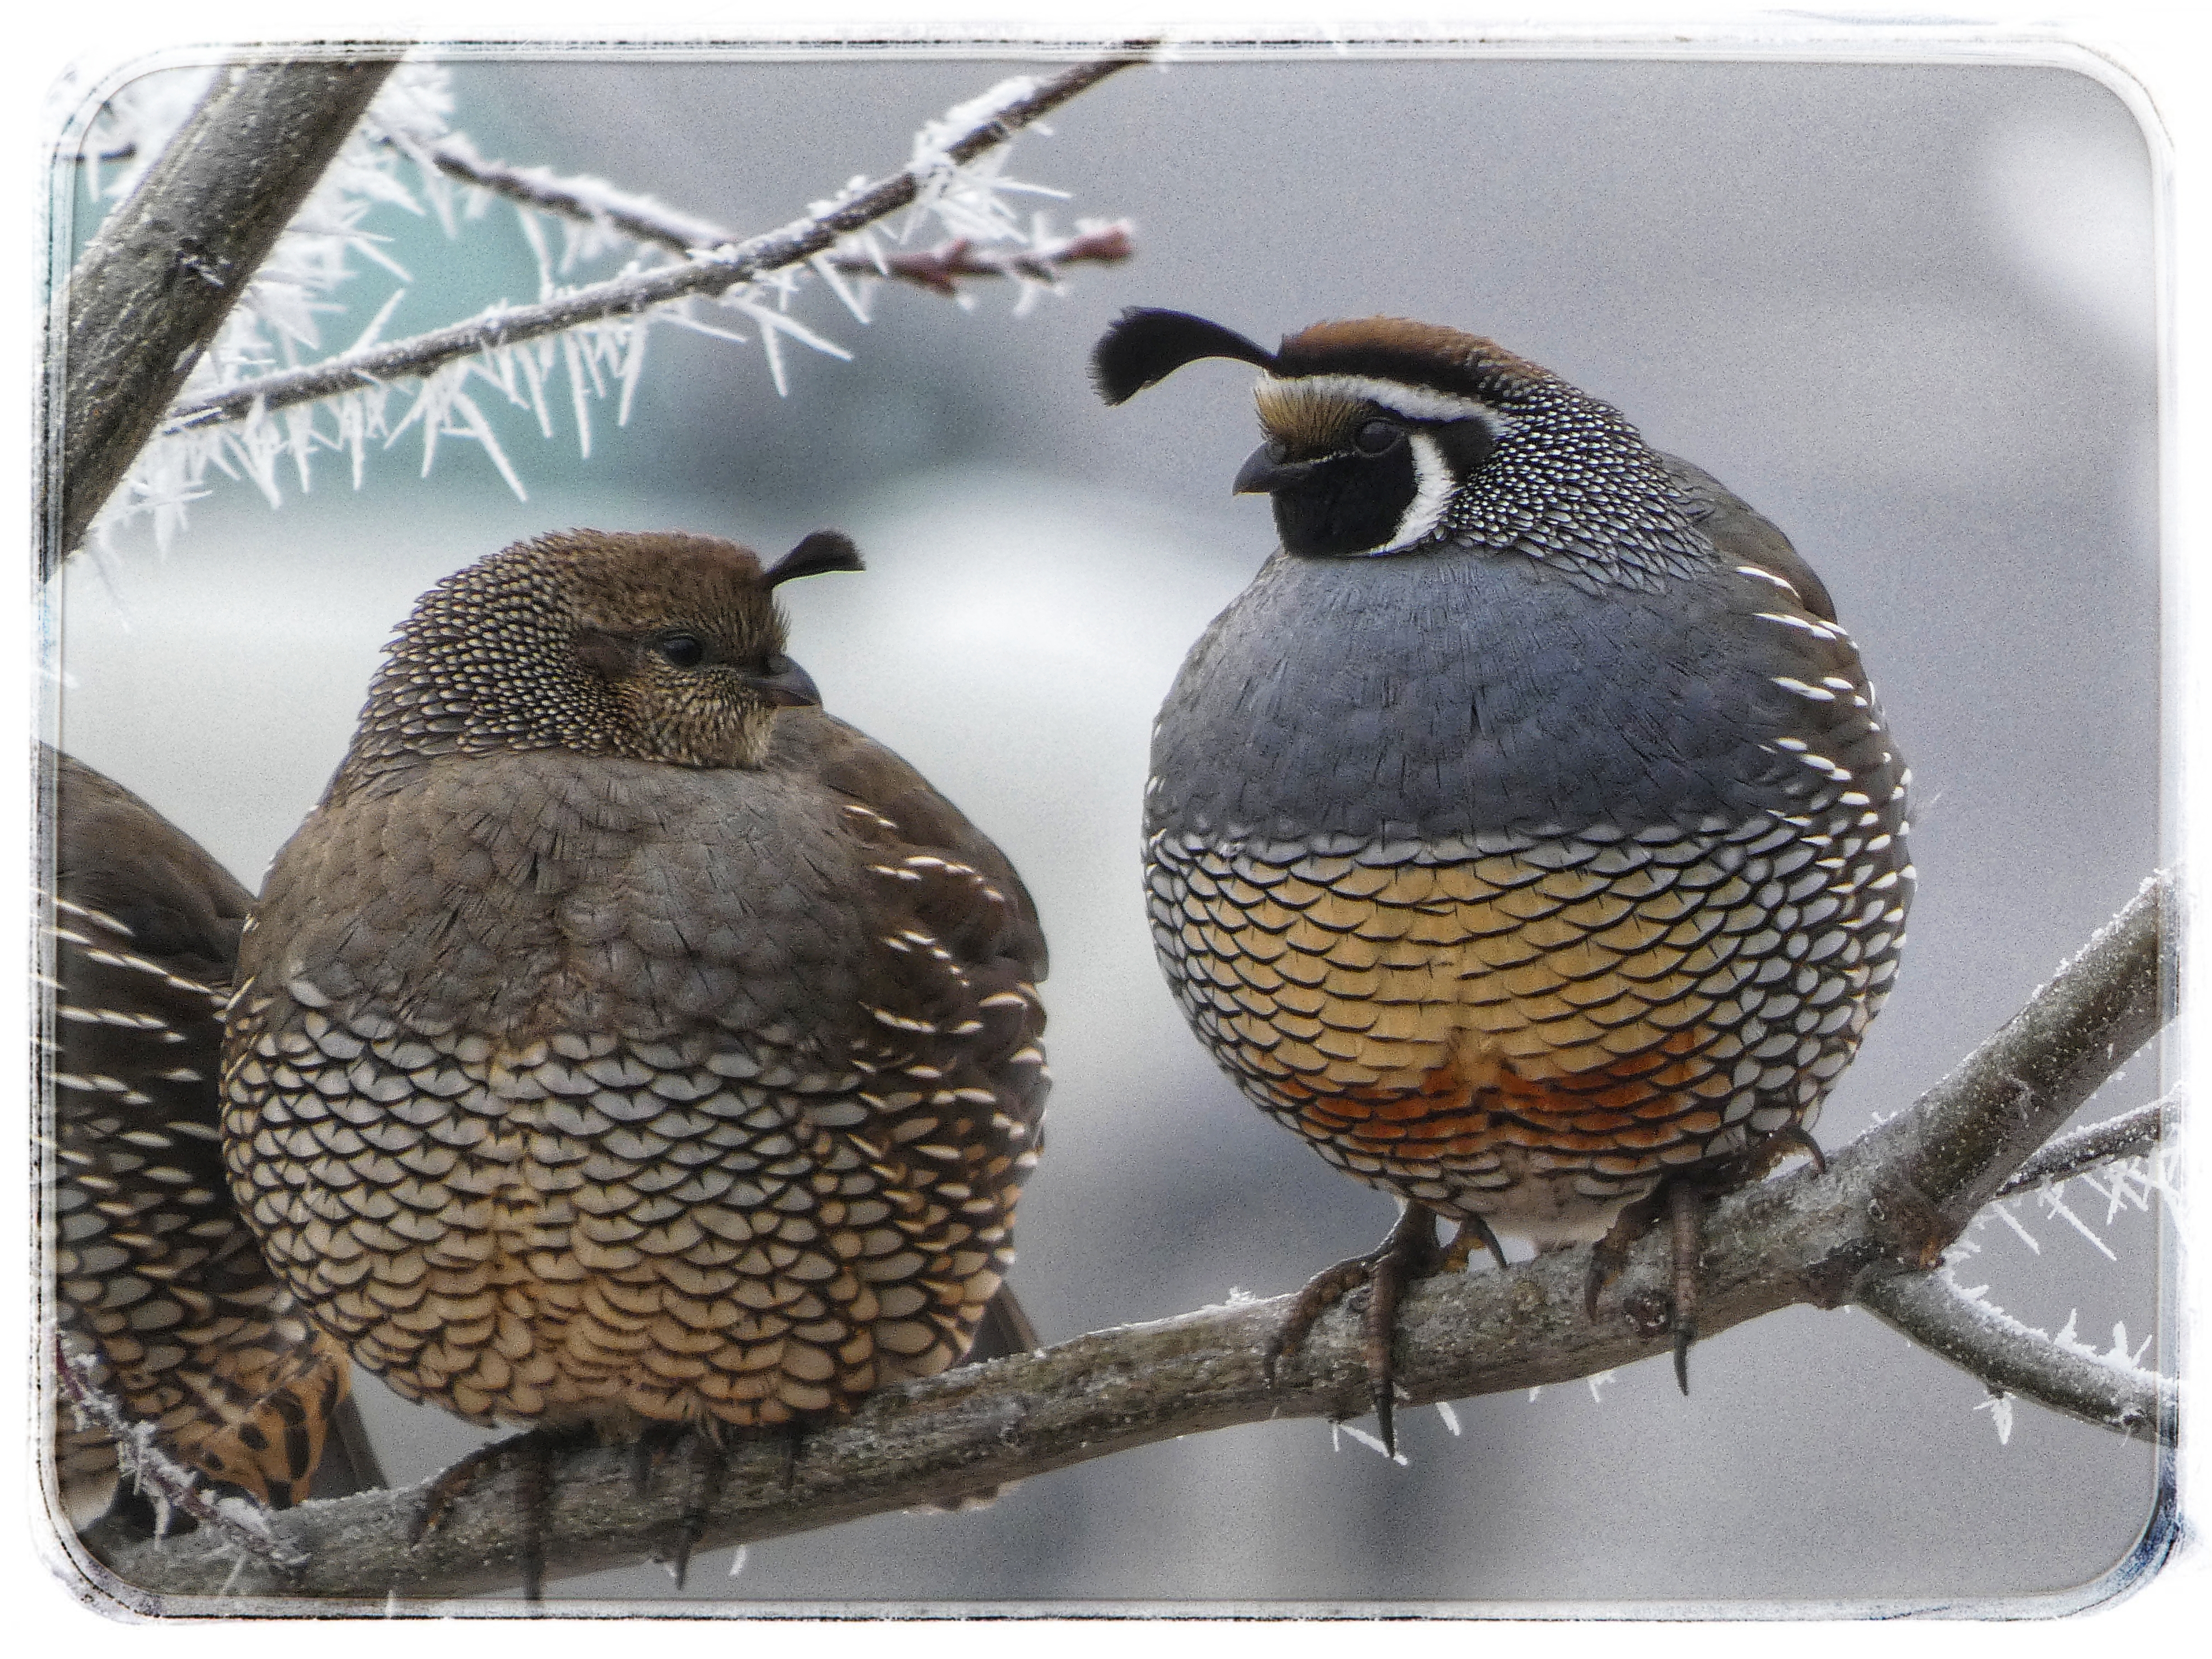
[[53, 1338, 303, 1568], [165, 48, 1149, 425], [86, 48, 1150, 554], [50, 54, 407, 570], [74, 872, 2177, 1606], [1994, 1097, 2169, 1196], [419, 133, 740, 255], [1859, 1270, 2169, 1443]]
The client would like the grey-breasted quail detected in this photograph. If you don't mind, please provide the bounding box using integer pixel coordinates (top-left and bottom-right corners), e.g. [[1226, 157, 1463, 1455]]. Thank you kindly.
[[1095, 309, 1911, 1443], [45, 748, 353, 1524], [220, 530, 1049, 1472]]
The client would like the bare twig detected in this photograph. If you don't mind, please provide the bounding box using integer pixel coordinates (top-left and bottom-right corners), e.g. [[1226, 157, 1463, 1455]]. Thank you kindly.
[[72, 873, 2175, 1607], [47, 54, 400, 571], [832, 225, 1134, 293], [161, 46, 1155, 437], [1994, 1097, 2169, 1196], [1858, 1270, 2170, 1442]]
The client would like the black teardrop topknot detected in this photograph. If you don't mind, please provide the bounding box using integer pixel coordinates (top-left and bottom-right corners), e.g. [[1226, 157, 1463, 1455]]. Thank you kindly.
[[766, 530, 865, 586], [1091, 307, 1279, 405]]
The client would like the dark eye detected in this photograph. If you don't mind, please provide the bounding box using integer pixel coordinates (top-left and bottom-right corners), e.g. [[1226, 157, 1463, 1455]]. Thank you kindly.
[[657, 633, 706, 668], [1353, 419, 1403, 456]]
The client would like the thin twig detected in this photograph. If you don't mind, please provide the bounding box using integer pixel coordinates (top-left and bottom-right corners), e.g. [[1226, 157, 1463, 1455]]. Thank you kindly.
[[54, 1339, 305, 1567], [422, 136, 736, 252], [162, 46, 1155, 436], [1858, 1269, 2170, 1441], [833, 225, 1134, 293], [421, 136, 1134, 295], [74, 872, 2175, 1607], [1994, 1097, 2169, 1196]]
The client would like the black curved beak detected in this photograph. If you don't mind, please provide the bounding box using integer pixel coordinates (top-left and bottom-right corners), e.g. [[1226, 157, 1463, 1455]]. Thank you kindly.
[[1233, 443, 1319, 496], [749, 658, 821, 708]]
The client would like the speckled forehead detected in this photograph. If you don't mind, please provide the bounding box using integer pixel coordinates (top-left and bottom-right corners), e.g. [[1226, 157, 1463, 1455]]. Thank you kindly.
[[1253, 373, 1500, 449], [544, 539, 779, 638]]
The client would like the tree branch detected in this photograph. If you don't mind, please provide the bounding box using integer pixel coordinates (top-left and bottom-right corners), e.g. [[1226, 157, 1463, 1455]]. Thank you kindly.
[[1858, 1270, 2170, 1442], [1994, 1097, 2168, 1196], [160, 46, 1155, 438], [421, 135, 740, 253], [422, 135, 1134, 295], [48, 54, 400, 572], [71, 872, 2176, 1607]]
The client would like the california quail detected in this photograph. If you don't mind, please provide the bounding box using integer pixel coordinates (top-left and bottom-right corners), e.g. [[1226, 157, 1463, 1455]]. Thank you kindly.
[[44, 748, 353, 1528], [218, 529, 1048, 1579], [1096, 309, 1911, 1445]]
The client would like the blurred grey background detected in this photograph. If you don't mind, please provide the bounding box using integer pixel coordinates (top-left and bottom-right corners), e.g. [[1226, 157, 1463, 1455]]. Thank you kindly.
[[48, 49, 2167, 1610]]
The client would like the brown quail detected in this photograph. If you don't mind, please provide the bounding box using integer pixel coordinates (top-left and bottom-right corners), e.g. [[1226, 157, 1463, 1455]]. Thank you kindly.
[[1096, 310, 1910, 1446], [43, 748, 354, 1532], [218, 529, 1048, 1578]]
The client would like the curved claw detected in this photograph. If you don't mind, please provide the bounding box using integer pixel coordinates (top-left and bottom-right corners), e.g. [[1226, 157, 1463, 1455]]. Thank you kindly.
[[1584, 1186, 1668, 1320], [1668, 1181, 1704, 1396], [1448, 1214, 1510, 1274], [1760, 1122, 1828, 1176], [1265, 1257, 1371, 1387], [1266, 1204, 1444, 1457], [413, 1425, 585, 1603], [664, 1427, 730, 1590], [1584, 1179, 1712, 1394]]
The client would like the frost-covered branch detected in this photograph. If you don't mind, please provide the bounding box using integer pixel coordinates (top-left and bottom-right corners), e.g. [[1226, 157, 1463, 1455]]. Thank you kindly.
[[48, 54, 399, 571], [422, 134, 1134, 295], [420, 134, 739, 252], [74, 872, 2176, 1607], [54, 1338, 302, 1566], [1858, 1270, 2169, 1442], [161, 47, 1153, 437], [1994, 1097, 2168, 1196]]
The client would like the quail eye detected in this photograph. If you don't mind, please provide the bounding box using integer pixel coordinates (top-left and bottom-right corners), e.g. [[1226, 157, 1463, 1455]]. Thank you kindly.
[[1353, 419, 1404, 457], [657, 633, 706, 669]]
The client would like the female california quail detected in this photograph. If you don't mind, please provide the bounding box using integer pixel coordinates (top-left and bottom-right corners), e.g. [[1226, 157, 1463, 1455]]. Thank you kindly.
[[1095, 309, 1911, 1448], [218, 529, 1049, 1579]]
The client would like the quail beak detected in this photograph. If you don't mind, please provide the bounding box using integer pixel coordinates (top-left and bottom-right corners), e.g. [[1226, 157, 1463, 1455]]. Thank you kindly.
[[747, 658, 822, 708], [1233, 443, 1321, 497]]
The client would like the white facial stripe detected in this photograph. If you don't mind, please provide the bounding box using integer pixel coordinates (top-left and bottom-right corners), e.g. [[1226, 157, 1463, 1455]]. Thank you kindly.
[[1265, 372, 1504, 429], [1376, 430, 1453, 554]]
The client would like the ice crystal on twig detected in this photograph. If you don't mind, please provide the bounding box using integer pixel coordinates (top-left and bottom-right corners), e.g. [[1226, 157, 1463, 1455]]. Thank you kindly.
[[87, 62, 458, 550], [89, 57, 1140, 553], [1332, 1421, 1410, 1465], [1975, 1390, 2015, 1445]]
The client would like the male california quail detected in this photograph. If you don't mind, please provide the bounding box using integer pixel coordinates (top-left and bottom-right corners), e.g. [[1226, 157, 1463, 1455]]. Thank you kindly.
[[44, 748, 354, 1529], [1095, 309, 1911, 1446], [219, 528, 1047, 1586]]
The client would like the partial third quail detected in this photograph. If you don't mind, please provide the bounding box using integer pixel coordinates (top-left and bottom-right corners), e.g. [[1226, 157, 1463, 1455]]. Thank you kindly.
[[1095, 309, 1911, 1447], [45, 748, 353, 1529]]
